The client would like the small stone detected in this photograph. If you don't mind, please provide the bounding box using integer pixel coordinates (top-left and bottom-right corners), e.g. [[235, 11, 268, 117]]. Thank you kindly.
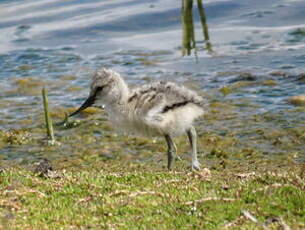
[[262, 79, 278, 86], [297, 73, 305, 83], [269, 70, 288, 77], [221, 184, 230, 190], [287, 95, 305, 106], [198, 168, 211, 178], [229, 73, 257, 83], [34, 159, 53, 177]]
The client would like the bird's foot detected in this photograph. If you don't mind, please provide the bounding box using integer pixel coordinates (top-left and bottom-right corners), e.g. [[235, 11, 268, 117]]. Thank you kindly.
[[176, 155, 182, 161], [191, 161, 201, 171]]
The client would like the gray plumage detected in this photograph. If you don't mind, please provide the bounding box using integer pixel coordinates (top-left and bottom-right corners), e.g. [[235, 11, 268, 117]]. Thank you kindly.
[[71, 68, 207, 170]]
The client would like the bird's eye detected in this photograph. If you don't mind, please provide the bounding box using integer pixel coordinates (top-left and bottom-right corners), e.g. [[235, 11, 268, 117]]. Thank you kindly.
[[96, 86, 105, 92]]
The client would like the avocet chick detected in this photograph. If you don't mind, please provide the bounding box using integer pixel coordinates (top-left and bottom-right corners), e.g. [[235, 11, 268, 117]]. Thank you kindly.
[[70, 68, 206, 170]]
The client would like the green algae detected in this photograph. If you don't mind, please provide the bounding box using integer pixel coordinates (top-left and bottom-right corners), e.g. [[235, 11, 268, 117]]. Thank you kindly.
[[66, 86, 83, 92], [0, 129, 32, 145], [59, 74, 77, 81], [135, 57, 159, 66], [11, 77, 45, 96], [219, 86, 232, 96], [17, 65, 33, 71], [289, 28, 305, 36], [262, 79, 278, 86]]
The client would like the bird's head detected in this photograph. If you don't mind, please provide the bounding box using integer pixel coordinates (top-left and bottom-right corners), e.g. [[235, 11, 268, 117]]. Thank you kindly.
[[69, 68, 128, 117]]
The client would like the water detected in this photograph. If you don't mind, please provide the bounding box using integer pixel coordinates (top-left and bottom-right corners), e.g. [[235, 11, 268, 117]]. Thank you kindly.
[[0, 0, 304, 162]]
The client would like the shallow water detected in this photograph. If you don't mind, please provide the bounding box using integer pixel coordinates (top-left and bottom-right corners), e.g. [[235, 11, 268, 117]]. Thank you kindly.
[[0, 0, 304, 163]]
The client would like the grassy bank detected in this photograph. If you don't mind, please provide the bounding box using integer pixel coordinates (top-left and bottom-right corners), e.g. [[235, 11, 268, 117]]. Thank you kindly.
[[0, 157, 304, 229]]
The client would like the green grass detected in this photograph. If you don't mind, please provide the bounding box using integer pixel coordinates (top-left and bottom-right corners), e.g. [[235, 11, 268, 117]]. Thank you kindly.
[[0, 159, 304, 229]]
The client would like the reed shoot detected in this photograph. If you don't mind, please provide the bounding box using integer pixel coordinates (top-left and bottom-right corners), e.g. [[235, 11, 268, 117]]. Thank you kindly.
[[42, 87, 55, 145]]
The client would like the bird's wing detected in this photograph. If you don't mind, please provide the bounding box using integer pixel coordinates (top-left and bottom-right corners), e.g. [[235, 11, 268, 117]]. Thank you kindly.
[[128, 81, 205, 116]]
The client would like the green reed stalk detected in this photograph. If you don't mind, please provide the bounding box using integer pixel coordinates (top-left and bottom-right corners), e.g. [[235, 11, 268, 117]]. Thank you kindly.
[[42, 87, 55, 144], [181, 0, 196, 56], [181, 0, 212, 56], [197, 0, 212, 53]]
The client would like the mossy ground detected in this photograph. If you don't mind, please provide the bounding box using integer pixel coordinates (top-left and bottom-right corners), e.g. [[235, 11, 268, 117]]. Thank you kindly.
[[0, 159, 304, 229]]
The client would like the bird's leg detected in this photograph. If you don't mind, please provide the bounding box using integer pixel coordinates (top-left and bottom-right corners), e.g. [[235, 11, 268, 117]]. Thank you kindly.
[[172, 141, 182, 161], [187, 126, 200, 170], [165, 134, 175, 170]]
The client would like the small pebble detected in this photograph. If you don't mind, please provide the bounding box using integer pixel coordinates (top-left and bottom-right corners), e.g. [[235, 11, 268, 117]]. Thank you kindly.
[[287, 95, 305, 106], [34, 159, 53, 177]]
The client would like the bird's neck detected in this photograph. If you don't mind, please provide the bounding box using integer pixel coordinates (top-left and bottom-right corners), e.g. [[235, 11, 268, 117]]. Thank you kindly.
[[104, 80, 130, 115]]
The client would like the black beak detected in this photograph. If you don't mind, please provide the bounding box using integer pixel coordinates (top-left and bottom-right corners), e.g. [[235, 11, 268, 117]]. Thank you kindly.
[[69, 94, 95, 117]]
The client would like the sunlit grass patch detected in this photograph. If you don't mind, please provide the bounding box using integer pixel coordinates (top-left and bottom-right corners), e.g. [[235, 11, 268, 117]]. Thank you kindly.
[[0, 161, 304, 229]]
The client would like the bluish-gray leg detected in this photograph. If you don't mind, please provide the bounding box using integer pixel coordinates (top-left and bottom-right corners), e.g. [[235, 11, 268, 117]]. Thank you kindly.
[[165, 134, 175, 170], [172, 142, 182, 161], [187, 126, 200, 170]]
